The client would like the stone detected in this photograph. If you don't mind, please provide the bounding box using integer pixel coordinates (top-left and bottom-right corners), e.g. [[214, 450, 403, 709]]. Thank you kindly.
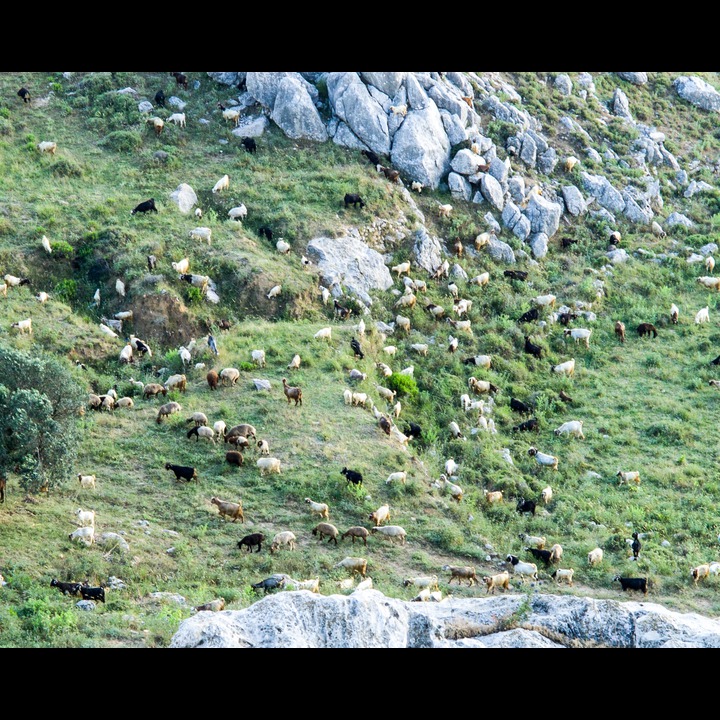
[[168, 183, 198, 214]]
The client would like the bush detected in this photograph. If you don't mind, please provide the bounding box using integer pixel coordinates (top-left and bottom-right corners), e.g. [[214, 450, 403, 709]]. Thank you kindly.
[[100, 130, 143, 153], [51, 158, 84, 178], [50, 240, 74, 259], [54, 278, 77, 303], [386, 373, 419, 399]]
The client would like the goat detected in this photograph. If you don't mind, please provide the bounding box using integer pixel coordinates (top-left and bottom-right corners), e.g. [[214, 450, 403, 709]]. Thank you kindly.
[[241, 137, 257, 153], [344, 193, 365, 209], [129, 198, 158, 216], [79, 585, 105, 603], [251, 574, 288, 594], [194, 598, 226, 612], [37, 140, 57, 154], [50, 579, 83, 596], [17, 87, 31, 103], [552, 568, 575, 586], [270, 531, 297, 553], [513, 417, 538, 433], [437, 203, 452, 218], [361, 149, 380, 166], [156, 401, 182, 423], [564, 328, 592, 348], [210, 497, 244, 522], [442, 565, 477, 586], [165, 463, 198, 483], [615, 320, 626, 343], [341, 467, 363, 486], [256, 457, 281, 476], [167, 112, 186, 128], [617, 470, 641, 485], [528, 446, 559, 470], [368, 504, 390, 526], [696, 306, 710, 324], [551, 359, 575, 377], [483, 571, 510, 594], [171, 72, 189, 89], [637, 323, 658, 338], [378, 164, 400, 182], [518, 307, 540, 324], [613, 575, 648, 595], [631, 532, 642, 560], [312, 522, 340, 544], [238, 533, 265, 553], [587, 547, 604, 565], [305, 497, 330, 519], [504, 269, 528, 281], [334, 557, 368, 578], [186, 426, 215, 444], [505, 555, 539, 583], [554, 420, 585, 439], [516, 497, 536, 516], [282, 378, 302, 406], [524, 336, 543, 358], [146, 116, 164, 135], [341, 526, 369, 545], [510, 397, 532, 414], [371, 525, 407, 545]]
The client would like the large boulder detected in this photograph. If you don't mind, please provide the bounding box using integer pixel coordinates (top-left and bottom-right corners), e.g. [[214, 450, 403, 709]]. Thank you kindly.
[[327, 72, 390, 156], [674, 75, 720, 112], [306, 235, 393, 307], [170, 589, 720, 648], [391, 105, 451, 191], [271, 76, 328, 142], [168, 183, 198, 214], [412, 227, 444, 273], [360, 72, 405, 98], [245, 71, 318, 110]]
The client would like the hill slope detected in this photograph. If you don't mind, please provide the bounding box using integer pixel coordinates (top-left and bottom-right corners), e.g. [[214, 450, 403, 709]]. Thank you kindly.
[[3, 71, 720, 648]]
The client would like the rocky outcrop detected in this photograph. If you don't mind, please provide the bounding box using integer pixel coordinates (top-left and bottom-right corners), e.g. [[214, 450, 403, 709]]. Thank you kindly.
[[170, 589, 720, 648], [674, 75, 720, 112], [306, 235, 394, 307], [168, 183, 198, 214]]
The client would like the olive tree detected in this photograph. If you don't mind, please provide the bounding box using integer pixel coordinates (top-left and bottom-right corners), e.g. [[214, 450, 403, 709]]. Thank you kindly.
[[0, 344, 85, 493]]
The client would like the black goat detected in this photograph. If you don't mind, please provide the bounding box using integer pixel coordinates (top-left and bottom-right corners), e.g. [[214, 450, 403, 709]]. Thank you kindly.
[[341, 467, 363, 486], [241, 137, 257, 153], [404, 422, 422, 439], [518, 307, 540, 324], [516, 497, 536, 516], [637, 323, 658, 338], [147, 254, 157, 271], [378, 416, 392, 435], [524, 336, 543, 358], [558, 390, 574, 404], [50, 578, 83, 596], [613, 575, 648, 595], [558, 312, 578, 326], [252, 574, 288, 593], [80, 585, 106, 603], [350, 337, 364, 359], [525, 547, 554, 566], [334, 299, 352, 320], [711, 355, 720, 366], [171, 72, 188, 90], [134, 338, 151, 356], [154, 90, 166, 107], [361, 148, 380, 166], [17, 87, 31, 103], [165, 463, 198, 483], [238, 532, 265, 553], [0, 475, 5, 503], [344, 193, 365, 209], [513, 417, 539, 432], [510, 398, 532, 414], [561, 237, 578, 248], [504, 269, 528, 281], [131, 198, 157, 215], [632, 532, 642, 560], [258, 226, 273, 242]]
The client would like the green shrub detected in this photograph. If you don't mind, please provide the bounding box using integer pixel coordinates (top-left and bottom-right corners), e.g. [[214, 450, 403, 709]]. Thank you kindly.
[[386, 373, 419, 399], [54, 278, 77, 303], [100, 130, 143, 153], [50, 239, 74, 259], [0, 117, 11, 135], [51, 158, 84, 178]]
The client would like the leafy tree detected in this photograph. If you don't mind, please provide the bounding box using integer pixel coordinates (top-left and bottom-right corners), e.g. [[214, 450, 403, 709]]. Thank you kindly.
[[0, 344, 85, 493]]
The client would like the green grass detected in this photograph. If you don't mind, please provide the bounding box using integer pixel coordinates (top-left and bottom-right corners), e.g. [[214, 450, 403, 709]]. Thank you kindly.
[[4, 71, 720, 647]]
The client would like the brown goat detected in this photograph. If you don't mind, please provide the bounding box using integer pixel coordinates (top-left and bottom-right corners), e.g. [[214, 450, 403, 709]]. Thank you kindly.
[[312, 522, 339, 544], [210, 496, 244, 523], [615, 321, 626, 343], [282, 378, 302, 406], [207, 369, 219, 390], [341, 526, 369, 545], [143, 383, 167, 400], [378, 165, 400, 183], [225, 451, 244, 467]]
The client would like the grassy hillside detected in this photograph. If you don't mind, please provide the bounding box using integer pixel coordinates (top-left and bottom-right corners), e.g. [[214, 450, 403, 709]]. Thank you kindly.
[[3, 71, 720, 648]]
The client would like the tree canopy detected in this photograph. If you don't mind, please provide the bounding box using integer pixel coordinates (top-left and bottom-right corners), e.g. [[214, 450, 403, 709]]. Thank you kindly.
[[0, 343, 85, 493]]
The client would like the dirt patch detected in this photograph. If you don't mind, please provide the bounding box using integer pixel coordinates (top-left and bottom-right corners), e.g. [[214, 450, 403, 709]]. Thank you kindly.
[[129, 292, 206, 349]]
